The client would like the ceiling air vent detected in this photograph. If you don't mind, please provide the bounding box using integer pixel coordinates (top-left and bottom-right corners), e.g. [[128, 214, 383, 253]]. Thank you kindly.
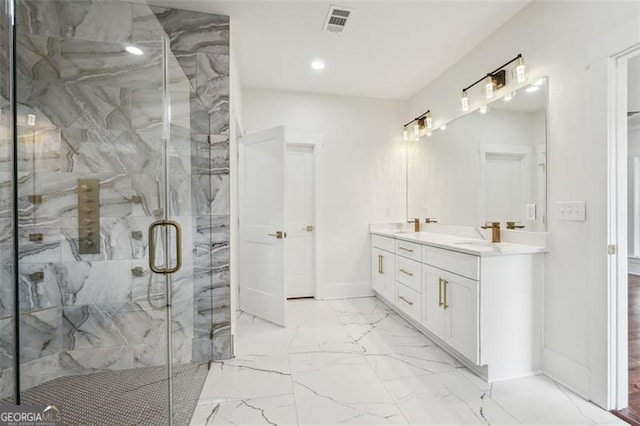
[[323, 5, 353, 34]]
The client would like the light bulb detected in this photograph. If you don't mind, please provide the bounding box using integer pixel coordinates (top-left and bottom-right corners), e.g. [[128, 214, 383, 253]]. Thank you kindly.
[[413, 123, 420, 138], [426, 115, 432, 129], [311, 60, 325, 70], [402, 129, 409, 141], [485, 76, 495, 99], [125, 45, 144, 56], [480, 105, 489, 114], [513, 56, 528, 83], [426, 131, 433, 137], [461, 91, 469, 112]]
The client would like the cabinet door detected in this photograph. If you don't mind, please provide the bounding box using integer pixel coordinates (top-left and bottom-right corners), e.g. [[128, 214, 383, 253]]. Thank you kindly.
[[443, 272, 479, 364], [371, 248, 394, 300], [422, 266, 446, 341]]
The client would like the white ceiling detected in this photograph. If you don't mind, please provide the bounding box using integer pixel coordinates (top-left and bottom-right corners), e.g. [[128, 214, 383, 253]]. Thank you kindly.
[[149, 1, 532, 100]]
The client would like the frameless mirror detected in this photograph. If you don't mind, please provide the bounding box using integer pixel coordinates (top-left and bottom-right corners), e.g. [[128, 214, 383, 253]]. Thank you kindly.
[[406, 77, 548, 231]]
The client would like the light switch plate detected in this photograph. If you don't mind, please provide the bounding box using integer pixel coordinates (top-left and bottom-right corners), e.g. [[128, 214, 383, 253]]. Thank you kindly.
[[525, 204, 536, 221], [558, 201, 586, 221]]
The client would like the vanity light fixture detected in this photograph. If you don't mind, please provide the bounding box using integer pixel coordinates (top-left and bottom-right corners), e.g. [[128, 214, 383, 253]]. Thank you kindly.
[[484, 75, 496, 99], [461, 90, 469, 112], [125, 45, 144, 56], [440, 124, 447, 131], [402, 110, 432, 142], [504, 91, 515, 102], [512, 55, 528, 83], [460, 53, 527, 109], [426, 131, 433, 137], [479, 105, 489, 114]]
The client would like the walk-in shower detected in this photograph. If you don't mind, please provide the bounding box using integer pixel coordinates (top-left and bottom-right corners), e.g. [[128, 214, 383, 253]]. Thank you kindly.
[[0, 0, 232, 424]]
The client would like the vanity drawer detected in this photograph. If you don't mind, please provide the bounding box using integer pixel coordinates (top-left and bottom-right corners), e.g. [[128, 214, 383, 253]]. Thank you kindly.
[[422, 246, 479, 281], [396, 282, 421, 323], [395, 256, 421, 293], [395, 239, 421, 261], [372, 234, 395, 252]]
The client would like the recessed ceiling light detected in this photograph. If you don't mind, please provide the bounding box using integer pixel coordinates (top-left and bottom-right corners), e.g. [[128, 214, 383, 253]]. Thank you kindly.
[[125, 45, 144, 56], [311, 60, 325, 70]]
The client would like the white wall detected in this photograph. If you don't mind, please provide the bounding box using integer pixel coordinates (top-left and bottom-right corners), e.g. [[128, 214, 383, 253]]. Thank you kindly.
[[242, 88, 404, 299], [404, 1, 640, 406]]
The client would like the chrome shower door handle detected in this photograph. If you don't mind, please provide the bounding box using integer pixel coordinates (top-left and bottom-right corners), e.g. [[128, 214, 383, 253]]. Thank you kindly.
[[148, 220, 183, 274]]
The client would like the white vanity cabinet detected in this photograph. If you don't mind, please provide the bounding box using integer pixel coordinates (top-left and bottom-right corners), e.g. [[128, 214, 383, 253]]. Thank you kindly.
[[369, 231, 543, 382], [423, 265, 479, 364], [371, 235, 395, 301], [422, 246, 480, 364]]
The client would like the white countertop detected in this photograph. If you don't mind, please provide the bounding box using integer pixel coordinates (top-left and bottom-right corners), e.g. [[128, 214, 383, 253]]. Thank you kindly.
[[371, 230, 546, 256]]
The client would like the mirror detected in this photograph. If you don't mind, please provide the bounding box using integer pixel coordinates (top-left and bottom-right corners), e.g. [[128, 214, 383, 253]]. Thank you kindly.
[[406, 77, 548, 231]]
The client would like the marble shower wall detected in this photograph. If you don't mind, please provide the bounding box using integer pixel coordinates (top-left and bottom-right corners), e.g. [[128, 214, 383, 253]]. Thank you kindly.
[[151, 6, 231, 362], [0, 0, 230, 397]]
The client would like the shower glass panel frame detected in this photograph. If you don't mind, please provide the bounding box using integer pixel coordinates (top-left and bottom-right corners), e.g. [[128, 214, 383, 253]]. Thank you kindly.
[[1, 0, 17, 406], [0, 1, 209, 424]]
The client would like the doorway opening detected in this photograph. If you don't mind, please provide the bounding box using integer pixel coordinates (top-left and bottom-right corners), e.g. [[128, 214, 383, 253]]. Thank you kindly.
[[615, 50, 640, 424], [237, 127, 321, 326]]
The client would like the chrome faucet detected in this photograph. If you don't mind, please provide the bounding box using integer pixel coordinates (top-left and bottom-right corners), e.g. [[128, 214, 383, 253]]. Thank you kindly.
[[481, 221, 501, 243], [506, 221, 525, 230], [407, 218, 420, 232]]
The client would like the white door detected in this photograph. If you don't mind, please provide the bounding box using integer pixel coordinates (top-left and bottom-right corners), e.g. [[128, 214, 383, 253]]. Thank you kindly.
[[285, 145, 315, 298], [239, 126, 286, 326]]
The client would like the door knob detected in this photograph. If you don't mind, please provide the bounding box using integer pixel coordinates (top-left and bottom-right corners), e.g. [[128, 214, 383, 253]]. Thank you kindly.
[[268, 231, 286, 239]]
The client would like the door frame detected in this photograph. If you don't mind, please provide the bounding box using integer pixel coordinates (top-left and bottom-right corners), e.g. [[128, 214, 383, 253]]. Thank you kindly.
[[286, 132, 322, 299], [588, 16, 640, 410]]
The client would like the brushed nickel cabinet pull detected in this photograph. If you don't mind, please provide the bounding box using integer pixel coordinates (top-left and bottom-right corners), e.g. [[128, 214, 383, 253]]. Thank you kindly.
[[399, 296, 414, 306], [438, 277, 444, 307], [399, 268, 413, 277], [378, 254, 383, 274], [398, 246, 414, 253]]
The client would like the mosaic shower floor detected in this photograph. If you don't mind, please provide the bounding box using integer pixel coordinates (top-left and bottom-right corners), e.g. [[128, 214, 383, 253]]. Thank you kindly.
[[4, 362, 208, 425]]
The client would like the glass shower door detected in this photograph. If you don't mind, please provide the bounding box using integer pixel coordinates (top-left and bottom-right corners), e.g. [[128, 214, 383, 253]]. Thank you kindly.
[[10, 1, 202, 424]]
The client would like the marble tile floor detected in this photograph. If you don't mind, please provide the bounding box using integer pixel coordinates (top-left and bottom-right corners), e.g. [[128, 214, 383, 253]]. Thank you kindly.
[[190, 297, 626, 426]]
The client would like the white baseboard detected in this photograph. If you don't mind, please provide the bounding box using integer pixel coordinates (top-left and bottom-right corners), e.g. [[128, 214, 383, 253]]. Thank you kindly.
[[316, 281, 374, 300], [629, 257, 640, 275], [541, 347, 590, 399]]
